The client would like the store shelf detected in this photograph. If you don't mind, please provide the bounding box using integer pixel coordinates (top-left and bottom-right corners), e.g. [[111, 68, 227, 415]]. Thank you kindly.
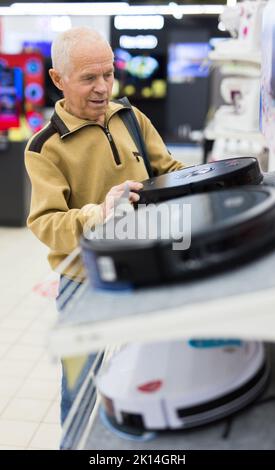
[[209, 49, 261, 65], [48, 249, 275, 359], [204, 120, 266, 144]]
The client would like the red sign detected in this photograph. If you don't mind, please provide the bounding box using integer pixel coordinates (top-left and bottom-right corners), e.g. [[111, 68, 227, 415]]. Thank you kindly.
[[0, 52, 45, 108]]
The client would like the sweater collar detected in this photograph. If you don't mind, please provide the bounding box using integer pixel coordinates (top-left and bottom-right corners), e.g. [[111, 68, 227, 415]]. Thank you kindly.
[[51, 98, 128, 138]]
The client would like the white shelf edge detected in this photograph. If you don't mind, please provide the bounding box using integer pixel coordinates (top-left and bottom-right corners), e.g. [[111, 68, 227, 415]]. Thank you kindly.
[[209, 51, 261, 64], [48, 286, 275, 358], [204, 123, 266, 143]]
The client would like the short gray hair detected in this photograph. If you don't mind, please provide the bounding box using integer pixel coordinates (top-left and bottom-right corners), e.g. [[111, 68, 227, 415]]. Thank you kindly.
[[51, 26, 112, 76]]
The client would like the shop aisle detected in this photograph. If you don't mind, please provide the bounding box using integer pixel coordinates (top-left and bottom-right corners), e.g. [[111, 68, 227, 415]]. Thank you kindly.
[[0, 228, 62, 450]]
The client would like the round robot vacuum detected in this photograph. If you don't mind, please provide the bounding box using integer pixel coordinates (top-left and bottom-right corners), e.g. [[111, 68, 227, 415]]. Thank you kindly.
[[97, 340, 270, 433], [81, 186, 275, 289], [136, 157, 263, 204]]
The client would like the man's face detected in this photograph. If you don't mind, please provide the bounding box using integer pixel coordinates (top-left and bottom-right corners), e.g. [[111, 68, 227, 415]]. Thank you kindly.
[[51, 41, 114, 122]]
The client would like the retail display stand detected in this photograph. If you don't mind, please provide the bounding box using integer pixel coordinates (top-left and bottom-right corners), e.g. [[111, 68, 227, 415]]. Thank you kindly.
[[49, 245, 275, 450], [48, 1, 275, 450], [205, 1, 268, 169], [50, 248, 275, 358]]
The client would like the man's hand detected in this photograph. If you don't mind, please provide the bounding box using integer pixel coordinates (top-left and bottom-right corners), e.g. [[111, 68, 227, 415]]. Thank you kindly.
[[101, 180, 143, 220]]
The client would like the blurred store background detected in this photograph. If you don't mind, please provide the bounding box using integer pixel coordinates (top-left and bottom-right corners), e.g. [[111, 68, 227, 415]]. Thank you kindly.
[[1, 0, 274, 449]]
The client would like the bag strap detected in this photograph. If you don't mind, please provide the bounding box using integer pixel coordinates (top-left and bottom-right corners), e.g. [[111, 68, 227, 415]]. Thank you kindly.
[[116, 97, 154, 178]]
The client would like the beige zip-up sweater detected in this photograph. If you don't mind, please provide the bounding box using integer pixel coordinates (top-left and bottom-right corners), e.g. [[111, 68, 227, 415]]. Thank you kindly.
[[25, 98, 184, 279]]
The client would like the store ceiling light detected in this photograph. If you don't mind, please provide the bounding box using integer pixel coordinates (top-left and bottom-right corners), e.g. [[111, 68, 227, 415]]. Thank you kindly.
[[7, 2, 129, 15], [115, 15, 164, 30], [119, 35, 158, 49], [169, 2, 183, 20], [0, 3, 225, 16]]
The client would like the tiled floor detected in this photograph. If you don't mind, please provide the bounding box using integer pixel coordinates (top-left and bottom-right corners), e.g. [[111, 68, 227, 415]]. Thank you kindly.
[[0, 227, 62, 450]]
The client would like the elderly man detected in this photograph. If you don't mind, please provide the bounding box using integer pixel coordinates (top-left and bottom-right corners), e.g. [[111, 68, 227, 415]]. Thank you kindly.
[[25, 27, 184, 430]]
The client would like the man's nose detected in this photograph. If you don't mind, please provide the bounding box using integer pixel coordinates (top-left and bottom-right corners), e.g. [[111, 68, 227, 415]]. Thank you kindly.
[[94, 76, 108, 94]]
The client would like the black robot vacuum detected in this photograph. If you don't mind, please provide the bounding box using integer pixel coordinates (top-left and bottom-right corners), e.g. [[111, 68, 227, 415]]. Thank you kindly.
[[135, 157, 264, 204], [81, 185, 275, 289]]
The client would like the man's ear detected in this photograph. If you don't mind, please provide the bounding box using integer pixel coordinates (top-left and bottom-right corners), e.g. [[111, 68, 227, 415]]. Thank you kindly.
[[49, 68, 64, 92]]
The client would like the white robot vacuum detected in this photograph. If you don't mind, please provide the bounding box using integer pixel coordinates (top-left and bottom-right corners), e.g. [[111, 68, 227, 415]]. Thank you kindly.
[[97, 340, 269, 434]]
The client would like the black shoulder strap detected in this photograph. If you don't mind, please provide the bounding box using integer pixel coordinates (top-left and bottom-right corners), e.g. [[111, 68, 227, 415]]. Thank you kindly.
[[117, 97, 154, 178], [28, 122, 57, 153]]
